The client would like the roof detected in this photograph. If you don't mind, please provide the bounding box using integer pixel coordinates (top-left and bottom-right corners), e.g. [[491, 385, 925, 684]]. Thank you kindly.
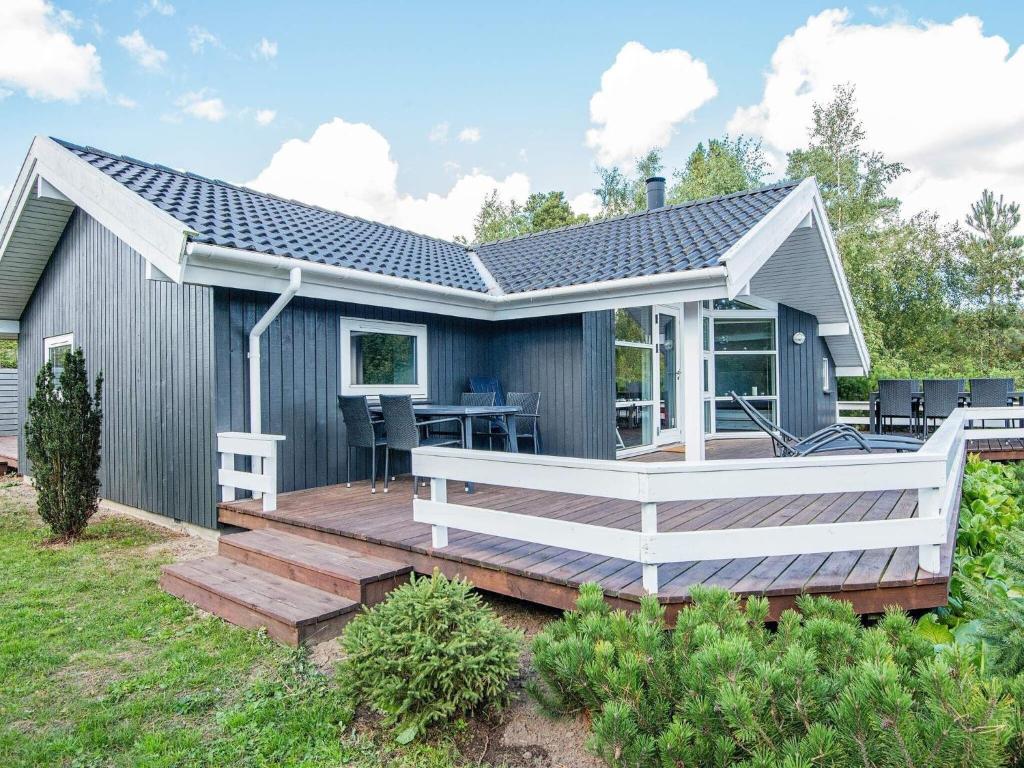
[[53, 139, 489, 293], [475, 182, 799, 293], [53, 138, 798, 296]]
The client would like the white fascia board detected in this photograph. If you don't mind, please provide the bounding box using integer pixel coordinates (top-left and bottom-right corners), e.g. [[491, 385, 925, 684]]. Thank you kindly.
[[808, 188, 871, 372], [30, 137, 195, 283], [718, 178, 817, 297], [818, 322, 850, 336], [0, 152, 40, 263], [836, 366, 866, 377], [184, 242, 731, 322], [35, 176, 71, 203]]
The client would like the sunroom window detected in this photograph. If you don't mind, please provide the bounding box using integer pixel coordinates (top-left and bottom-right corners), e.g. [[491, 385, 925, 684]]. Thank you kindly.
[[703, 299, 779, 434], [339, 318, 428, 398]]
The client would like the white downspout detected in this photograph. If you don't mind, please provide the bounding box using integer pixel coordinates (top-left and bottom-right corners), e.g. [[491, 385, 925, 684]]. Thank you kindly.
[[249, 267, 302, 434]]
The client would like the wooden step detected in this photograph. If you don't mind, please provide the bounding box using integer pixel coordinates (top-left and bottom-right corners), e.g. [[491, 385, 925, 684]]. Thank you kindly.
[[160, 556, 359, 646], [219, 528, 412, 605]]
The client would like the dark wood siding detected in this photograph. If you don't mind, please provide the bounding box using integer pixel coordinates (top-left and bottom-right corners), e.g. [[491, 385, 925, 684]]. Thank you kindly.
[[214, 292, 615, 495], [18, 210, 218, 527], [778, 303, 837, 437]]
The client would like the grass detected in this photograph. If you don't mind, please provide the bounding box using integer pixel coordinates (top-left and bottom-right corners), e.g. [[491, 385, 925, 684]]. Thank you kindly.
[[0, 482, 471, 767]]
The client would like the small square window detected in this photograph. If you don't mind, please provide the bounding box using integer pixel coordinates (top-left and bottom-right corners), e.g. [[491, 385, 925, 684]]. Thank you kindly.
[[339, 319, 428, 398], [44, 333, 74, 379]]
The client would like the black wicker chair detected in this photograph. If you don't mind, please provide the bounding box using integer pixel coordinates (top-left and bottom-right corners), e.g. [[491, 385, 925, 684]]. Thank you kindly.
[[338, 395, 387, 493], [461, 391, 500, 448], [969, 378, 1015, 428], [921, 379, 962, 437], [877, 379, 915, 434], [379, 395, 464, 495], [507, 392, 541, 453]]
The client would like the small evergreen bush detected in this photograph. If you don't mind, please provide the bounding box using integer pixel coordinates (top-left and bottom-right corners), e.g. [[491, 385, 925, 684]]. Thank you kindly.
[[530, 583, 1016, 767], [339, 571, 521, 740], [24, 347, 103, 540]]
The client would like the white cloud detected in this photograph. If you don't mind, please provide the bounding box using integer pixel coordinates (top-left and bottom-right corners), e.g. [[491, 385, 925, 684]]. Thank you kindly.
[[246, 117, 530, 241], [728, 10, 1024, 223], [457, 126, 481, 143], [188, 26, 219, 53], [0, 0, 104, 102], [518, 148, 528, 162], [118, 29, 167, 71], [114, 94, 137, 108], [140, 0, 174, 17], [177, 90, 226, 122], [57, 8, 79, 27], [428, 122, 449, 143], [254, 37, 277, 60], [585, 41, 717, 167], [254, 108, 276, 126], [570, 192, 602, 218]]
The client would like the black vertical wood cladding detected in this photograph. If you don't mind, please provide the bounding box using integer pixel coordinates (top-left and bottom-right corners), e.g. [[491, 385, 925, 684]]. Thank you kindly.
[[213, 291, 620, 495], [17, 210, 217, 527], [777, 303, 837, 437]]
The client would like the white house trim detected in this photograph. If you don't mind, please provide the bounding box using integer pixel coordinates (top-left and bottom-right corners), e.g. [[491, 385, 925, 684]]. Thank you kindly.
[[818, 322, 850, 337], [339, 317, 430, 399]]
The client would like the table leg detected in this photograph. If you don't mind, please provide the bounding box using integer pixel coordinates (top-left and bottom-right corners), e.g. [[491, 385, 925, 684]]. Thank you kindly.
[[504, 415, 518, 453], [463, 415, 474, 493]]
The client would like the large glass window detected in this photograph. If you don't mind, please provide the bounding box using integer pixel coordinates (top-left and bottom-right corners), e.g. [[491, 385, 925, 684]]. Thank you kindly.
[[615, 307, 655, 450], [339, 319, 428, 397], [704, 302, 779, 434]]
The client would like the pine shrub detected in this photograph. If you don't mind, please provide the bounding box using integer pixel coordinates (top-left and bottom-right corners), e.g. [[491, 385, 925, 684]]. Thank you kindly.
[[530, 583, 1016, 767], [338, 571, 521, 740], [24, 347, 103, 540]]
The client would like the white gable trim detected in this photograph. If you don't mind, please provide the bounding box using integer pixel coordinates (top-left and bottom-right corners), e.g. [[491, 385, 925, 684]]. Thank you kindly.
[[28, 137, 195, 282]]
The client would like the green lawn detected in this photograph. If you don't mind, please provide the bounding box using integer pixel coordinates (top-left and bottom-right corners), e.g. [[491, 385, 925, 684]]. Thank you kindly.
[[0, 483, 469, 768]]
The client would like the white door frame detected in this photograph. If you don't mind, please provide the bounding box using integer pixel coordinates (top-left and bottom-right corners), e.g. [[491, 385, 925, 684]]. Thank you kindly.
[[655, 305, 682, 446]]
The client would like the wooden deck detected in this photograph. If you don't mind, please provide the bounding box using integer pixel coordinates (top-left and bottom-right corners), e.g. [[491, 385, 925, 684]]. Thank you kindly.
[[219, 437, 963, 620], [967, 437, 1024, 462]]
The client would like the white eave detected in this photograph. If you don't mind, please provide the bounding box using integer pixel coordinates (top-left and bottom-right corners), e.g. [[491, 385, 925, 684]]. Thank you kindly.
[[0, 138, 869, 372]]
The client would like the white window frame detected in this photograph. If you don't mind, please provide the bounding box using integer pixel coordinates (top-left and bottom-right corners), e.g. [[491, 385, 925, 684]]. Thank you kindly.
[[822, 356, 832, 394], [339, 318, 428, 399], [703, 297, 781, 438], [44, 332, 74, 366]]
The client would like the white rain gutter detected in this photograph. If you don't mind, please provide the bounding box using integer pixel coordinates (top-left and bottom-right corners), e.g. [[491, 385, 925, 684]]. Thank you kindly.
[[184, 242, 730, 317], [249, 266, 302, 433]]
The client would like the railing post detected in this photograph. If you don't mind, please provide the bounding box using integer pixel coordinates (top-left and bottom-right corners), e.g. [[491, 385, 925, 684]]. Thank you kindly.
[[430, 477, 449, 548], [220, 452, 235, 502], [641, 501, 658, 594], [252, 456, 263, 501], [917, 486, 942, 573], [263, 442, 278, 513]]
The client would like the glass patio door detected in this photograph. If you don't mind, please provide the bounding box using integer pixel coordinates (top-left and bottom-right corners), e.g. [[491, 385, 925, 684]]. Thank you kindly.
[[656, 306, 681, 445]]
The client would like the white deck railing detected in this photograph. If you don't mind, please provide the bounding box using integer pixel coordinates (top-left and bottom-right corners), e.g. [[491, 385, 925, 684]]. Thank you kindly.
[[217, 432, 286, 512], [412, 407, 1024, 595]]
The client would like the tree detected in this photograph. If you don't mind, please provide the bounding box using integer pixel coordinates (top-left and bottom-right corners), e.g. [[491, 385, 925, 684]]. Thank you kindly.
[[0, 339, 15, 369], [668, 136, 768, 203], [959, 189, 1024, 312], [593, 150, 664, 218], [25, 347, 103, 540], [786, 83, 905, 235], [464, 190, 589, 245]]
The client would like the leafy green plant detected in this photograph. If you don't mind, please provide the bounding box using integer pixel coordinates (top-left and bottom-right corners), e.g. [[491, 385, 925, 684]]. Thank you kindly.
[[24, 347, 103, 540], [938, 455, 1024, 625], [531, 583, 1016, 768], [339, 571, 521, 741]]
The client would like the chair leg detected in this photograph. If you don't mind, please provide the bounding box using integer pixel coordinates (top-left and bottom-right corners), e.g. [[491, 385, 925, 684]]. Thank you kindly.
[[383, 448, 391, 494], [370, 445, 377, 494], [346, 446, 352, 488]]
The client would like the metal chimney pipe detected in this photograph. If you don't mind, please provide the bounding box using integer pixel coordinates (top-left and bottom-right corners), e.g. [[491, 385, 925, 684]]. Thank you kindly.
[[645, 176, 666, 210]]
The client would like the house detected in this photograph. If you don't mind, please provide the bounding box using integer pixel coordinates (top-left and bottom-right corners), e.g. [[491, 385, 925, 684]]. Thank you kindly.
[[5, 135, 941, 641], [1, 136, 869, 526]]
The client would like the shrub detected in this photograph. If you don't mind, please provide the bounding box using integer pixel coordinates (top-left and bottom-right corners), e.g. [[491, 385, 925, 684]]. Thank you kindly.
[[530, 583, 1016, 768], [339, 571, 521, 740], [24, 347, 103, 540]]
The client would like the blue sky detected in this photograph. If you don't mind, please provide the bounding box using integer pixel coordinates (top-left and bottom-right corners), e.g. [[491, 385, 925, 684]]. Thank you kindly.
[[2, 1, 1023, 240]]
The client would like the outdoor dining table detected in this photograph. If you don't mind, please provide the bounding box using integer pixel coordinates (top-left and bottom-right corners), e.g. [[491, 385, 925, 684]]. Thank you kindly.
[[867, 390, 1024, 433]]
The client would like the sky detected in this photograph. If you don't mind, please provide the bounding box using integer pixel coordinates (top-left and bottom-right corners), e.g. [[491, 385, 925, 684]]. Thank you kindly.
[[1, 0, 1023, 241]]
